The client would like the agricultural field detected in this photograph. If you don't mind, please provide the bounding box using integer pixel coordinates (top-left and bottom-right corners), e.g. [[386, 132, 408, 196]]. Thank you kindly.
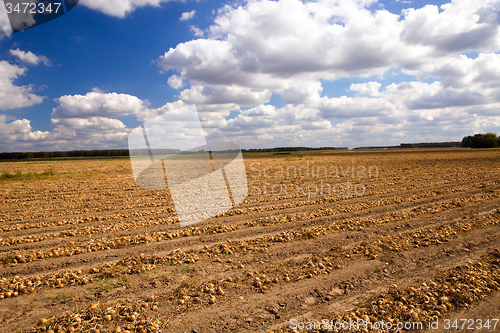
[[0, 149, 500, 333]]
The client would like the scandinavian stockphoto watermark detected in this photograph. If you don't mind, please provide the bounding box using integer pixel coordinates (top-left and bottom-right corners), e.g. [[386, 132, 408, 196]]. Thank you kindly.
[[249, 159, 379, 198], [290, 318, 426, 331], [128, 105, 248, 227], [290, 317, 500, 331]]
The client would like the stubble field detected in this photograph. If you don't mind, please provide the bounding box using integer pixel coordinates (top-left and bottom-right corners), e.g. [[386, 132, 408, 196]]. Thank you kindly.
[[0, 149, 500, 333]]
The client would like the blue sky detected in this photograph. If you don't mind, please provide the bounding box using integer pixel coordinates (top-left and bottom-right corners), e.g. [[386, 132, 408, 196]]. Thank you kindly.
[[0, 0, 499, 151]]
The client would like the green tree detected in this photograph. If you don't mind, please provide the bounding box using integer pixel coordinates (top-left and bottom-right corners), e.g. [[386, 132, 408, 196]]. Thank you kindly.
[[472, 133, 497, 148], [461, 135, 474, 147]]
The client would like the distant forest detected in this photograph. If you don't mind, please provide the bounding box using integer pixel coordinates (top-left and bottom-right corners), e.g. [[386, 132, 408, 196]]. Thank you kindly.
[[0, 147, 347, 160], [242, 147, 347, 153], [461, 133, 500, 148], [0, 137, 497, 160], [0, 149, 131, 160], [354, 142, 461, 150], [400, 142, 461, 148]]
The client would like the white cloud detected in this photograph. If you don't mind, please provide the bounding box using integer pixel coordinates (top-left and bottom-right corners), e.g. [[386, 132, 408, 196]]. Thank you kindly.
[[0, 61, 44, 110], [400, 1, 500, 54], [406, 53, 500, 89], [4, 0, 500, 151], [190, 26, 205, 37], [394, 53, 500, 110], [180, 10, 195, 21], [168, 75, 184, 89], [79, 0, 179, 18], [315, 95, 393, 118], [0, 91, 224, 152], [0, 114, 50, 149], [47, 116, 131, 151], [0, 91, 144, 152], [350, 81, 382, 96], [135, 100, 186, 122], [51, 116, 127, 133], [52, 91, 147, 119], [9, 49, 51, 66], [179, 85, 271, 106], [152, 0, 500, 149], [158, 0, 500, 94], [277, 80, 323, 104], [207, 100, 500, 149]]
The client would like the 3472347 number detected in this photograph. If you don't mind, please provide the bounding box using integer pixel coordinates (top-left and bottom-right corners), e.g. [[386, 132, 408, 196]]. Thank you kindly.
[[4, 2, 62, 14], [443, 319, 499, 330]]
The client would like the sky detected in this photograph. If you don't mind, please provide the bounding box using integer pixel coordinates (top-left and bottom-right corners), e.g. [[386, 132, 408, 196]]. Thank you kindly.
[[0, 0, 499, 152]]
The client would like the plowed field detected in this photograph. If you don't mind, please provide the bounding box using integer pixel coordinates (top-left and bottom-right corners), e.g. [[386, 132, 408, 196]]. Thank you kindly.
[[1, 149, 499, 333]]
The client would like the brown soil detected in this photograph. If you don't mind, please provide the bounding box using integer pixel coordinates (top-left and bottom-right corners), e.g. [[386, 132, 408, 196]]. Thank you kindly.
[[0, 149, 499, 333]]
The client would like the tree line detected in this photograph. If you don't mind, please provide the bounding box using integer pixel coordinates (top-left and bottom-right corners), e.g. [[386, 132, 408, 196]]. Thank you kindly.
[[0, 149, 130, 160], [242, 147, 348, 153], [400, 142, 461, 148], [461, 133, 500, 148], [0, 147, 348, 160], [1, 138, 496, 161]]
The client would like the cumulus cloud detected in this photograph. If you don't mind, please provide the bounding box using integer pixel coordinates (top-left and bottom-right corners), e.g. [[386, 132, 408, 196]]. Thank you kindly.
[[0, 114, 50, 149], [9, 49, 51, 66], [52, 91, 147, 119], [158, 0, 500, 97], [315, 95, 393, 118], [395, 54, 500, 110], [190, 26, 205, 37], [350, 81, 382, 96], [1, 89, 227, 151], [406, 53, 500, 89], [209, 100, 500, 149], [406, 88, 486, 110], [0, 90, 151, 152], [179, 85, 271, 106], [135, 100, 186, 122], [47, 117, 131, 151], [0, 60, 45, 110], [168, 75, 184, 89], [151, 0, 500, 149], [51, 116, 127, 133], [200, 57, 500, 148], [156, 0, 500, 143], [15, 91, 149, 151], [5, 0, 500, 151], [400, 1, 500, 54], [277, 80, 323, 104], [212, 104, 342, 148], [180, 10, 195, 21]]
